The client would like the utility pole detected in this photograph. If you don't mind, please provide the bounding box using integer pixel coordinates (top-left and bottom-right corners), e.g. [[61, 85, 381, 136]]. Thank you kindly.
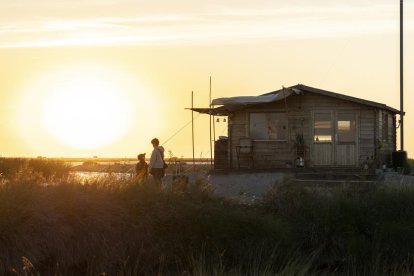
[[400, 0, 404, 150], [191, 91, 195, 172], [209, 76, 213, 169]]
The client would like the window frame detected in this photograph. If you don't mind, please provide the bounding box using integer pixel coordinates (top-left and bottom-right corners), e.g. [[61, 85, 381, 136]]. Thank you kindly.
[[313, 111, 333, 143], [248, 111, 288, 141], [336, 112, 357, 144]]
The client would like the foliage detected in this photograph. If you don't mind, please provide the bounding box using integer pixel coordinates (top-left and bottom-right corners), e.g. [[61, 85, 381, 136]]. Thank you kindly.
[[0, 174, 303, 275], [293, 133, 305, 148], [2, 169, 414, 274], [0, 158, 70, 180], [262, 182, 414, 274]]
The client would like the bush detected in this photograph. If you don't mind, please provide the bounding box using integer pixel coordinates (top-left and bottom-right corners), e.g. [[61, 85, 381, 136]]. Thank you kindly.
[[0, 158, 70, 180], [262, 182, 414, 274]]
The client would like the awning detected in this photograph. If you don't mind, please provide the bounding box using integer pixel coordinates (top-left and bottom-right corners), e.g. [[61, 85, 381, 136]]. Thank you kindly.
[[187, 106, 231, 116], [188, 87, 302, 115]]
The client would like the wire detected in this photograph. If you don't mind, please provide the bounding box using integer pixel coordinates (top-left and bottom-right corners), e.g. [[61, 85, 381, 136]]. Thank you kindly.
[[162, 113, 202, 146], [319, 38, 352, 86]]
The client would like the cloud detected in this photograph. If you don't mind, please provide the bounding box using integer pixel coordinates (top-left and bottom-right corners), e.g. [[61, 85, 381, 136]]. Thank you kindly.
[[0, 1, 411, 48]]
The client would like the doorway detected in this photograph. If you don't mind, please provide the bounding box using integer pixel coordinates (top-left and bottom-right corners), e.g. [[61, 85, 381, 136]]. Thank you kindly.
[[312, 111, 358, 166]]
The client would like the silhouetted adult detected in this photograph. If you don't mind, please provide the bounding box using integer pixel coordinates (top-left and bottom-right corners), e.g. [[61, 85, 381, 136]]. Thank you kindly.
[[148, 138, 165, 186]]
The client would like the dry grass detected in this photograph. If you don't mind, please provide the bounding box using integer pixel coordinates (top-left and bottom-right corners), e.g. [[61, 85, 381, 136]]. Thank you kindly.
[[0, 167, 295, 275], [2, 158, 414, 275]]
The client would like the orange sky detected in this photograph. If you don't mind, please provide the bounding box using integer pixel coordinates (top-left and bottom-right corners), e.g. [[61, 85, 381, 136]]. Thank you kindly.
[[0, 1, 413, 158]]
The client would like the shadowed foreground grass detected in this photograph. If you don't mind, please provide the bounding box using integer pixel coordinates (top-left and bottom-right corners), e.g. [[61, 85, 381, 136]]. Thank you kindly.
[[0, 175, 299, 275], [1, 159, 414, 275]]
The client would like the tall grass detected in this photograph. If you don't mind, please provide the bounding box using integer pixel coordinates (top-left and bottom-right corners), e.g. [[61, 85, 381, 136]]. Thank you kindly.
[[0, 172, 307, 275], [262, 181, 414, 274], [2, 161, 414, 274], [0, 158, 70, 180]]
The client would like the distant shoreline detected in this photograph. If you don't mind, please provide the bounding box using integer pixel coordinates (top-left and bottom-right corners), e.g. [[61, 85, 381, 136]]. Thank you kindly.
[[1, 157, 212, 163]]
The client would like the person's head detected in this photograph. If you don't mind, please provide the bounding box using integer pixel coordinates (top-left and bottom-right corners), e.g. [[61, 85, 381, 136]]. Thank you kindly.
[[151, 138, 160, 147], [137, 153, 145, 161]]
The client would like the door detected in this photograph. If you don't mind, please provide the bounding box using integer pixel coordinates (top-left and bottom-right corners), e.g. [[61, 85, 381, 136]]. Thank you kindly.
[[312, 111, 358, 166], [313, 111, 334, 166], [335, 112, 357, 166]]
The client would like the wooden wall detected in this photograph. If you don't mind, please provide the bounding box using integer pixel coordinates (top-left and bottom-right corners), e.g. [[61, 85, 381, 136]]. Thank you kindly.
[[377, 110, 397, 166], [359, 109, 376, 165], [225, 92, 397, 169]]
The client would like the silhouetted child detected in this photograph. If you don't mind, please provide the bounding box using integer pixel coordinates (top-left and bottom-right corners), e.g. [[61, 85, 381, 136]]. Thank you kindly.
[[135, 153, 148, 182]]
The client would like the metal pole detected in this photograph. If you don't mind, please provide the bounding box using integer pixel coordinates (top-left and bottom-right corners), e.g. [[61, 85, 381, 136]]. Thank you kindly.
[[212, 78, 216, 155], [192, 91, 195, 172], [209, 76, 213, 169], [213, 115, 216, 143], [400, 0, 404, 151]]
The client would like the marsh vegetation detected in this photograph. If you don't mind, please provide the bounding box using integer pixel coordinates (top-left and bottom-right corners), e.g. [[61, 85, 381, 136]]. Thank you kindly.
[[1, 158, 414, 275]]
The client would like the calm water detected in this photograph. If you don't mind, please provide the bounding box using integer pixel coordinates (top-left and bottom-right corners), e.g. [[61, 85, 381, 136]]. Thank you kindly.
[[70, 171, 134, 182]]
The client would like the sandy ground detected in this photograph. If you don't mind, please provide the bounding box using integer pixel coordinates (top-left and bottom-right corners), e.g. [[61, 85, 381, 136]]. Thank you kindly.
[[164, 172, 287, 204]]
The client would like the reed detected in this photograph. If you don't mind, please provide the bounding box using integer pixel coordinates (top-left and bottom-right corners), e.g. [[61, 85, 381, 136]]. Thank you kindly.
[[2, 163, 414, 274]]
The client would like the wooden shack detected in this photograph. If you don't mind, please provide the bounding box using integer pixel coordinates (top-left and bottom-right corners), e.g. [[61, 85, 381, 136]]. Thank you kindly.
[[193, 84, 399, 170]]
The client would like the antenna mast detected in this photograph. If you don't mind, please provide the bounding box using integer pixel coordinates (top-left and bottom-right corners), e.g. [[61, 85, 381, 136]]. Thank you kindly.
[[191, 91, 195, 172], [400, 0, 404, 150], [209, 76, 213, 169]]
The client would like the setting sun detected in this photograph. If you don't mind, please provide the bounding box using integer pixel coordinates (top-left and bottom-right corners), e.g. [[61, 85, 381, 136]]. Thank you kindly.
[[42, 68, 132, 148], [15, 63, 159, 153]]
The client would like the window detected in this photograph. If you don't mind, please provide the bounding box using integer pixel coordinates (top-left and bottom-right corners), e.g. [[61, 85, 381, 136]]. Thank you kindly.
[[314, 112, 332, 142], [249, 112, 287, 140], [337, 113, 356, 143]]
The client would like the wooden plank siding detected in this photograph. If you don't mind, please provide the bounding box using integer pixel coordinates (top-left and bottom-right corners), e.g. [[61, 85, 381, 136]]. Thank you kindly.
[[313, 143, 333, 166], [335, 144, 357, 166], [226, 92, 396, 169], [377, 110, 397, 166], [228, 111, 248, 168], [252, 141, 292, 168], [359, 109, 376, 165]]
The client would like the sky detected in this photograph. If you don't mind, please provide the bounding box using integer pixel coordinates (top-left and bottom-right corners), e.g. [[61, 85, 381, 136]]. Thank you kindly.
[[0, 0, 413, 158]]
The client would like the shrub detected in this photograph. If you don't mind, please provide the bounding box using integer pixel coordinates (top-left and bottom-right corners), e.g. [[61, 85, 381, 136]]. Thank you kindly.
[[262, 182, 414, 274], [0, 158, 70, 180]]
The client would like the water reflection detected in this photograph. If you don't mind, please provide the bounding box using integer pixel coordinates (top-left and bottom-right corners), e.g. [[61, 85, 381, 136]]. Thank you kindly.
[[70, 171, 134, 183]]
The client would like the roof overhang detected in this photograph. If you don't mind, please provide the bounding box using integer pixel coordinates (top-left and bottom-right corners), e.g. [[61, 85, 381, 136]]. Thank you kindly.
[[211, 87, 301, 105], [295, 84, 400, 114], [187, 107, 231, 116], [188, 87, 301, 115], [188, 84, 400, 115]]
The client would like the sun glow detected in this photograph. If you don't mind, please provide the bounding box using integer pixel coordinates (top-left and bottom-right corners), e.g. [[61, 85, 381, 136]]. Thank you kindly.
[[42, 73, 132, 148], [17, 64, 155, 151]]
